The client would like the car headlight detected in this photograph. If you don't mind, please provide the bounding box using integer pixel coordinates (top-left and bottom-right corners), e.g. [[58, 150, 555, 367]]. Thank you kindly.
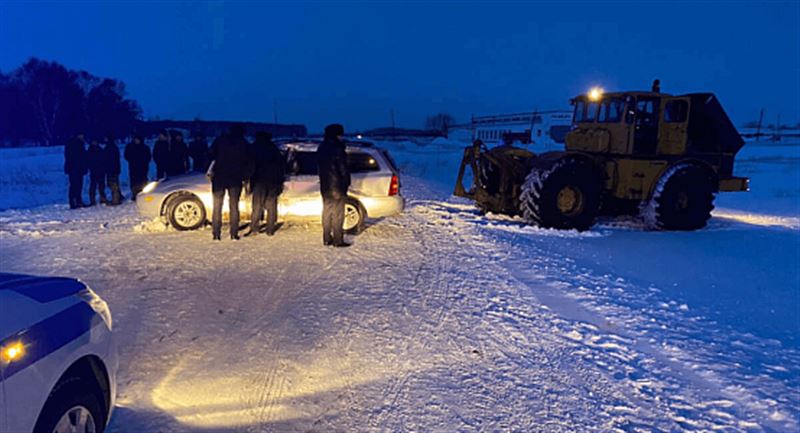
[[142, 181, 159, 194], [77, 287, 113, 330]]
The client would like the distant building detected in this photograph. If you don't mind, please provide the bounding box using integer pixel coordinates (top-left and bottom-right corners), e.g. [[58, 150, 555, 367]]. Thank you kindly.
[[451, 110, 573, 145]]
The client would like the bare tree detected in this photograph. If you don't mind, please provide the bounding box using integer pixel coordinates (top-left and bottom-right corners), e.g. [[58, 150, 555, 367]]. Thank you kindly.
[[425, 113, 456, 137]]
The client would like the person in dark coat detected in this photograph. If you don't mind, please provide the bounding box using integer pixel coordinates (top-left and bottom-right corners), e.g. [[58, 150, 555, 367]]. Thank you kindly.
[[245, 132, 285, 237], [209, 124, 253, 240], [152, 130, 170, 178], [316, 123, 351, 247], [188, 133, 209, 172], [64, 132, 87, 209], [124, 135, 151, 199], [103, 135, 124, 205], [86, 138, 108, 205], [167, 130, 189, 176]]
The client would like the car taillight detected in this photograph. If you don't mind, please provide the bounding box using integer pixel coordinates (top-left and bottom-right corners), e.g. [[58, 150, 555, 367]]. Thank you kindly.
[[388, 175, 399, 196]]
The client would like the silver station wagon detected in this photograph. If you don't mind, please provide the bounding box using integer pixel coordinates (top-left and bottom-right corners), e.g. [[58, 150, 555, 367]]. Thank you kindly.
[[136, 140, 404, 234]]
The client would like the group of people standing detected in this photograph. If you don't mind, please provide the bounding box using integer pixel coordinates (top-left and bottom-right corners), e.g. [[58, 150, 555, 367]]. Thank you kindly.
[[208, 123, 351, 247], [64, 133, 124, 208], [64, 123, 352, 247], [64, 130, 209, 208]]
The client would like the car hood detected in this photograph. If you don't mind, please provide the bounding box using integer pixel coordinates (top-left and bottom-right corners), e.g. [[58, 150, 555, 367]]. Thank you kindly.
[[0, 273, 87, 337], [154, 173, 210, 192], [0, 273, 86, 303]]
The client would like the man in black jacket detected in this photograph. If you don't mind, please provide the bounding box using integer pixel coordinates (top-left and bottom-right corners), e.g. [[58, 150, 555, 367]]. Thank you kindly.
[[209, 124, 253, 240], [64, 132, 87, 209], [124, 135, 151, 199], [167, 130, 189, 176], [188, 133, 209, 172], [316, 123, 351, 247], [153, 130, 170, 178], [86, 138, 108, 205], [103, 135, 124, 205], [245, 132, 285, 237]]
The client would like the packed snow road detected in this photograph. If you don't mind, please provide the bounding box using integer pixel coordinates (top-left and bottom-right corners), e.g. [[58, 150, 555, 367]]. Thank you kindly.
[[0, 141, 798, 432]]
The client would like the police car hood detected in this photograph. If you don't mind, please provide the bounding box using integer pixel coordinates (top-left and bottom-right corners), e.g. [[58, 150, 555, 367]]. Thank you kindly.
[[0, 273, 86, 337]]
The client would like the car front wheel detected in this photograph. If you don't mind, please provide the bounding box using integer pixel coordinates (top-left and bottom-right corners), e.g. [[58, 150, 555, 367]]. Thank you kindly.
[[166, 193, 206, 231], [34, 377, 106, 433]]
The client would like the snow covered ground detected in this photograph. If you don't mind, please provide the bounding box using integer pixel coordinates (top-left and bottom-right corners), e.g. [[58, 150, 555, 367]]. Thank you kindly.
[[0, 138, 797, 432]]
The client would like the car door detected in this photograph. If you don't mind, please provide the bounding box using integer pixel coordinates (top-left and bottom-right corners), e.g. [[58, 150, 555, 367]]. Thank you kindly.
[[282, 149, 323, 216]]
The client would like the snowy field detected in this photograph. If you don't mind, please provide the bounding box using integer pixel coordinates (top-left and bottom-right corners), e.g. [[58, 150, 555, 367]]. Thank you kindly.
[[0, 138, 798, 432]]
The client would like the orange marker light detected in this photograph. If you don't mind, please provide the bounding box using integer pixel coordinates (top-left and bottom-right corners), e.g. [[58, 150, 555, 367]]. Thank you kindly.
[[2, 341, 24, 362]]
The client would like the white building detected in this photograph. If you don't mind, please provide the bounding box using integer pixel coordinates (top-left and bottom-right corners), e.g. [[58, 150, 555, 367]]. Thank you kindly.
[[450, 110, 573, 147]]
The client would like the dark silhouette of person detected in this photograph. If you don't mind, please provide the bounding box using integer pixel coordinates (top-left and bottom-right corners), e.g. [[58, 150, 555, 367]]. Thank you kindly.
[[86, 138, 108, 205], [64, 132, 88, 209], [652, 79, 661, 93], [124, 135, 151, 199], [103, 135, 124, 205], [209, 124, 253, 240], [167, 130, 189, 176], [188, 132, 209, 172], [316, 123, 351, 247], [153, 130, 170, 178], [245, 132, 285, 237]]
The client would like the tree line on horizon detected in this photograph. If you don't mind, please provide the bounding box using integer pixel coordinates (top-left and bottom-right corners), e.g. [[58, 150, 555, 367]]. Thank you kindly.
[[0, 58, 142, 147]]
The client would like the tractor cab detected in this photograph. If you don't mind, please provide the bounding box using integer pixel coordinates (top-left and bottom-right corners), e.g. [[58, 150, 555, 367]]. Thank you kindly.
[[567, 90, 693, 157]]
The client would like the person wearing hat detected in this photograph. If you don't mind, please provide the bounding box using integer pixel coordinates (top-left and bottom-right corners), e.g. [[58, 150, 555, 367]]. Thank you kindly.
[[124, 134, 151, 199], [86, 138, 109, 205], [167, 130, 189, 176], [245, 131, 285, 237], [153, 130, 170, 178], [209, 123, 253, 240], [316, 123, 351, 247], [188, 132, 209, 172], [103, 134, 124, 205], [64, 132, 88, 209]]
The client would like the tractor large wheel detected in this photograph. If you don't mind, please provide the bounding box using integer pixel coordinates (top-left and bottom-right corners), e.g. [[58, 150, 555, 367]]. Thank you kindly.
[[642, 163, 716, 230], [519, 157, 602, 231]]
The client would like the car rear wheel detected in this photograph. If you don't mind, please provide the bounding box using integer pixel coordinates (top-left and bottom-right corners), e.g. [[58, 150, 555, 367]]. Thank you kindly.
[[166, 193, 206, 231], [343, 198, 365, 234], [34, 377, 106, 433]]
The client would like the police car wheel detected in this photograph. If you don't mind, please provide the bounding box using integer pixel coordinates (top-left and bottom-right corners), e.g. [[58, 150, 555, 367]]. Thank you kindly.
[[34, 377, 106, 433]]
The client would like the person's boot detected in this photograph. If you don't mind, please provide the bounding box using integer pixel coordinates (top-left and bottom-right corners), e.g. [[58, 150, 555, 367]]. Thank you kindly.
[[333, 241, 352, 248], [230, 233, 240, 241], [213, 233, 221, 241]]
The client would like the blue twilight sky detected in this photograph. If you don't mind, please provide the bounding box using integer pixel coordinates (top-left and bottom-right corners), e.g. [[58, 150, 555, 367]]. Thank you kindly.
[[1, 1, 798, 132]]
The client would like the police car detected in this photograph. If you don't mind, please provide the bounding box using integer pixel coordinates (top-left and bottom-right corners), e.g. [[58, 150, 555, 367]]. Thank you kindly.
[[0, 273, 117, 433]]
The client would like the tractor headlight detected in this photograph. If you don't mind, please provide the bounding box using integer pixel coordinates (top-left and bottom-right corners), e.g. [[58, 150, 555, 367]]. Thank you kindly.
[[77, 287, 113, 330], [588, 87, 603, 101], [142, 181, 159, 194]]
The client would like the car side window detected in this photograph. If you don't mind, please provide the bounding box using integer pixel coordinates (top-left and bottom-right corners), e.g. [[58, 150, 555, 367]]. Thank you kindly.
[[348, 152, 381, 173], [293, 151, 318, 175]]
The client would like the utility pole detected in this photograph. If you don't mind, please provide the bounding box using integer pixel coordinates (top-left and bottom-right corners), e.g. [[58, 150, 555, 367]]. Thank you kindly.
[[756, 108, 765, 142]]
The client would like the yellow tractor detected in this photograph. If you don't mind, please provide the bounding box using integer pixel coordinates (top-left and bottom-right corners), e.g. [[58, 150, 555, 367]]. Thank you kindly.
[[454, 82, 749, 230]]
